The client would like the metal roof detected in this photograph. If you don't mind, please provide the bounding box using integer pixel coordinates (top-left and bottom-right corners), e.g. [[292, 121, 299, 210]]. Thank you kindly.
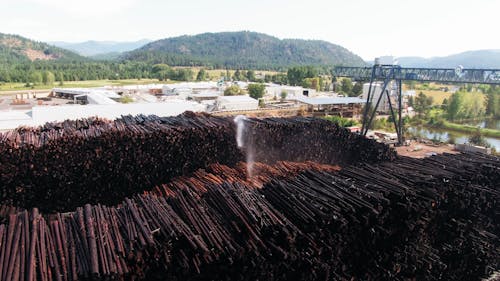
[[295, 96, 366, 105], [218, 95, 258, 102]]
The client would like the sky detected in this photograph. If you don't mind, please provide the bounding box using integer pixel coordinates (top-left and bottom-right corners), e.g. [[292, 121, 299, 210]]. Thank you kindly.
[[1, 0, 499, 60]]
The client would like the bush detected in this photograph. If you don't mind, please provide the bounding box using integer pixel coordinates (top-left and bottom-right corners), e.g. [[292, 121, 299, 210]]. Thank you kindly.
[[323, 116, 357, 127], [119, 96, 134, 103], [248, 83, 265, 99], [224, 85, 243, 96]]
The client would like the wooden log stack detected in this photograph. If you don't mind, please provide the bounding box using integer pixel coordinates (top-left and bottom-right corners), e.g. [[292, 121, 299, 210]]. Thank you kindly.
[[0, 114, 496, 280], [0, 114, 392, 213], [0, 154, 496, 280]]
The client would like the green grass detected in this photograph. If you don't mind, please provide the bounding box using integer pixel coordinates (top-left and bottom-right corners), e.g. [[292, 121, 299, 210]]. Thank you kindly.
[[0, 79, 163, 93], [414, 90, 486, 106], [323, 116, 358, 127], [428, 120, 500, 138], [183, 67, 282, 80]]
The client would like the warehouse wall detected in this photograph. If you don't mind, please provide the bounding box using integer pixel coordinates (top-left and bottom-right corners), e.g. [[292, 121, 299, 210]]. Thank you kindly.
[[31, 102, 204, 125]]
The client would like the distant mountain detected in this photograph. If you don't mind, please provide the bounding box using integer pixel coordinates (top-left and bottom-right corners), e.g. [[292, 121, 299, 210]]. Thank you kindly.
[[397, 50, 500, 68], [89, 52, 121, 60], [0, 33, 84, 63], [123, 31, 366, 68], [51, 39, 152, 56]]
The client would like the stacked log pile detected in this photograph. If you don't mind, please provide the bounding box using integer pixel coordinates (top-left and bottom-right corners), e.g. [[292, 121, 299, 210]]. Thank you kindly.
[[241, 117, 395, 165], [0, 114, 391, 212], [0, 153, 497, 281]]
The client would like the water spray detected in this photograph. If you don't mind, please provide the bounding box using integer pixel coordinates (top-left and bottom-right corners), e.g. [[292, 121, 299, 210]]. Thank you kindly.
[[234, 115, 255, 179], [234, 115, 247, 148]]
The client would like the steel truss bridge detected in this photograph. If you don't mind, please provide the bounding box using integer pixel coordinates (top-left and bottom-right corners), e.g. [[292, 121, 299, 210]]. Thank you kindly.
[[332, 65, 500, 145]]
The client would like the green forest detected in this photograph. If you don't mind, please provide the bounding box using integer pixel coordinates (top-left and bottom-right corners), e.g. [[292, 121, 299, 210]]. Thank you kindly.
[[123, 31, 366, 69], [0, 31, 367, 84]]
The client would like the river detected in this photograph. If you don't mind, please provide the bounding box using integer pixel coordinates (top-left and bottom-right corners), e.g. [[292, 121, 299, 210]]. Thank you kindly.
[[407, 126, 500, 151]]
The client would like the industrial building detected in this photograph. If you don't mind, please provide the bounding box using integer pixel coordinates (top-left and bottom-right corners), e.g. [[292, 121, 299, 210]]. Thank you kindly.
[[162, 82, 219, 96], [265, 84, 317, 99], [52, 88, 121, 105], [1, 81, 365, 130], [362, 82, 400, 112], [215, 95, 259, 111], [295, 96, 365, 117]]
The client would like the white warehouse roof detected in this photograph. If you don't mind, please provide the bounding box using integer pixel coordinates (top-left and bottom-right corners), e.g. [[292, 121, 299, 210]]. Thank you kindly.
[[163, 82, 218, 90], [218, 95, 258, 103], [216, 95, 258, 111], [86, 93, 118, 105], [295, 96, 366, 105]]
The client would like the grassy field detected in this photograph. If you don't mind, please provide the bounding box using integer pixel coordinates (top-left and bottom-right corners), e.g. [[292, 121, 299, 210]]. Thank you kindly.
[[412, 90, 486, 106], [183, 67, 282, 80], [0, 79, 164, 93], [416, 90, 452, 105], [0, 68, 282, 93], [404, 82, 487, 106]]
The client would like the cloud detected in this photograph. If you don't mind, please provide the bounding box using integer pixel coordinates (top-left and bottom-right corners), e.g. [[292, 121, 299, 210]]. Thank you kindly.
[[20, 0, 140, 16]]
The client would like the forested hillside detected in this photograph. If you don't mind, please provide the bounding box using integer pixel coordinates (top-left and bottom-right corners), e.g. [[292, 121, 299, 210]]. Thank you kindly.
[[0, 31, 366, 83], [50, 39, 152, 56], [123, 31, 366, 68], [397, 50, 500, 68], [0, 33, 84, 63]]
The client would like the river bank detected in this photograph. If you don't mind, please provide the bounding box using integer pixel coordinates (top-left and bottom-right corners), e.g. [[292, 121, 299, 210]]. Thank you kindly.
[[410, 118, 500, 139], [407, 125, 500, 151], [430, 121, 500, 138]]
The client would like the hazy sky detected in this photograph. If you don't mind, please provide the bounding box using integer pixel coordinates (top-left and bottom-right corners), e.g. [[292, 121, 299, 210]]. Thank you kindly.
[[1, 0, 498, 60]]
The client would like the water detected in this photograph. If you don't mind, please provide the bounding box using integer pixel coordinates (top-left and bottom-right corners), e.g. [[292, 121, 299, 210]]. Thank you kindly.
[[234, 115, 247, 148], [407, 126, 500, 151], [234, 115, 255, 178]]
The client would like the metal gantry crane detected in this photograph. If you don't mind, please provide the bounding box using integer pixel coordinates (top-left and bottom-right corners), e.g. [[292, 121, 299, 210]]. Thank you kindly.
[[332, 63, 500, 145]]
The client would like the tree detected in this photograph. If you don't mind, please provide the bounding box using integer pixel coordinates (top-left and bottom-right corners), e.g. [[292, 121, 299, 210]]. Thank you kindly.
[[446, 91, 485, 121], [351, 82, 363, 97], [28, 71, 43, 85], [246, 70, 256, 82], [42, 71, 55, 85], [441, 98, 448, 111], [408, 96, 414, 107], [485, 89, 499, 117], [287, 66, 317, 86], [152, 64, 170, 73], [340, 78, 353, 95], [331, 76, 337, 92], [447, 92, 463, 121], [468, 128, 489, 147], [152, 64, 171, 80], [196, 69, 207, 81], [0, 71, 11, 83], [57, 72, 64, 86], [248, 83, 265, 99], [224, 85, 243, 96], [414, 92, 433, 118], [311, 77, 320, 92], [280, 90, 288, 101], [233, 69, 242, 81]]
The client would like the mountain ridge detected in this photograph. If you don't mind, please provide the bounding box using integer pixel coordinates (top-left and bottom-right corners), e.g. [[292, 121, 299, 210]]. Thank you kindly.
[[50, 39, 152, 56], [122, 31, 367, 68], [0, 33, 85, 63], [397, 50, 500, 68]]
